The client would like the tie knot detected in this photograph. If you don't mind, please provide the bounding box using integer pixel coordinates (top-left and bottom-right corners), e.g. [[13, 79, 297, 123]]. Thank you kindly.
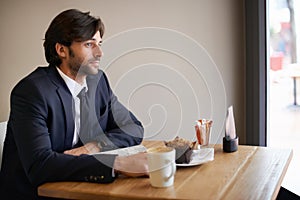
[[77, 87, 87, 99]]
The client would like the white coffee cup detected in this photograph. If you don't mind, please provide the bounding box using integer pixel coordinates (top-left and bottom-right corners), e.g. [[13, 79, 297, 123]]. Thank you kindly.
[[147, 146, 176, 187]]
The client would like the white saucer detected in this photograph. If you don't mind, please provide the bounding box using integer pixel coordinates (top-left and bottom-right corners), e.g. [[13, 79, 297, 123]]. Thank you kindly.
[[176, 148, 214, 167]]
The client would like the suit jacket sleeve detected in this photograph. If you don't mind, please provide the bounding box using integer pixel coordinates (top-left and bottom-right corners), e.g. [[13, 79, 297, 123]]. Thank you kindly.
[[9, 77, 117, 187]]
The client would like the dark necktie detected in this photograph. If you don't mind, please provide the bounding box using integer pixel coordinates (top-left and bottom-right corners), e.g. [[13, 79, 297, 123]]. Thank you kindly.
[[77, 87, 90, 141]]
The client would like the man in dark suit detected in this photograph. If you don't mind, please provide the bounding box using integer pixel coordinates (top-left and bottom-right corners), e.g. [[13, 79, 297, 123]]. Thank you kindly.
[[0, 9, 148, 200]]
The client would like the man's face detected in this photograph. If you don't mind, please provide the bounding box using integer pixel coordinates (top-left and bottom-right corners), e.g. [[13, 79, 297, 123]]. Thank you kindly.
[[67, 31, 103, 77]]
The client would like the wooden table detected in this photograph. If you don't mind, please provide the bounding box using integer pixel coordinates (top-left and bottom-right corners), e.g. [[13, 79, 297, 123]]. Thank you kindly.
[[38, 141, 293, 200]]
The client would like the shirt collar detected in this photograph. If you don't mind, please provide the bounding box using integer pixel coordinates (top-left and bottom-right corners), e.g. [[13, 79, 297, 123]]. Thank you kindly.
[[56, 67, 88, 97]]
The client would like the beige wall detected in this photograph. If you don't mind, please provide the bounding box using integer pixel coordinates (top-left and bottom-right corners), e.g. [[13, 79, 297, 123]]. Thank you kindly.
[[0, 0, 245, 143]]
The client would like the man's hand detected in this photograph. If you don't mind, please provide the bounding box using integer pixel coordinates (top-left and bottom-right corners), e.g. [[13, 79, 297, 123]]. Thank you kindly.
[[64, 142, 100, 156], [114, 152, 149, 177]]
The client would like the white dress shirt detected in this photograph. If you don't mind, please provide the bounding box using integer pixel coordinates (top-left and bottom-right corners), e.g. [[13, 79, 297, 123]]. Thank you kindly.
[[56, 67, 88, 146]]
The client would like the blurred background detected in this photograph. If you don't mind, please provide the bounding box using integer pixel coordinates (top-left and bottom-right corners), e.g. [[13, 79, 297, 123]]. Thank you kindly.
[[268, 0, 300, 195]]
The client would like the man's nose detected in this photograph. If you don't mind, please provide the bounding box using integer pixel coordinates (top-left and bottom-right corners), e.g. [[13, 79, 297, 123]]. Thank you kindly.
[[94, 45, 103, 58]]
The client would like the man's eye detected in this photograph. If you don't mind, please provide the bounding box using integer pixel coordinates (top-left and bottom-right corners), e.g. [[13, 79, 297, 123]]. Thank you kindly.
[[85, 43, 93, 47]]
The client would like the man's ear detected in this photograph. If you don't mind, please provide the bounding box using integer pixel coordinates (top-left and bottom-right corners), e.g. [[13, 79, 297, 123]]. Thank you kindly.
[[55, 43, 67, 58]]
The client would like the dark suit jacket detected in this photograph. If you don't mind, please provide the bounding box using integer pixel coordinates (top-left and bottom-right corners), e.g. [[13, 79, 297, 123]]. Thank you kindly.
[[0, 65, 143, 200]]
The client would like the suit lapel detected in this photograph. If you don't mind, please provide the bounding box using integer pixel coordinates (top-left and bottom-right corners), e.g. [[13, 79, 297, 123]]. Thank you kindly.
[[48, 66, 75, 149], [57, 89, 75, 149]]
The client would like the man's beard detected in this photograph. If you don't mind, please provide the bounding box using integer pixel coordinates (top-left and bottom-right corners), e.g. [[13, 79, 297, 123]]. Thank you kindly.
[[67, 47, 99, 77]]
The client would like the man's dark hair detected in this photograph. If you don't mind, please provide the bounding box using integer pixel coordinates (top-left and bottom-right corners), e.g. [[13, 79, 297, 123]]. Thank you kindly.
[[43, 9, 104, 66]]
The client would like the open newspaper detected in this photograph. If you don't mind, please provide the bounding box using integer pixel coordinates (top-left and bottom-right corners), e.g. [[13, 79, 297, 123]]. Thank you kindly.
[[92, 145, 147, 157]]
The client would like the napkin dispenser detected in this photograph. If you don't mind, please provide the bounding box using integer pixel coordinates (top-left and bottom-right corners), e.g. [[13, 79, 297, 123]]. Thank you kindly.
[[223, 106, 238, 153]]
